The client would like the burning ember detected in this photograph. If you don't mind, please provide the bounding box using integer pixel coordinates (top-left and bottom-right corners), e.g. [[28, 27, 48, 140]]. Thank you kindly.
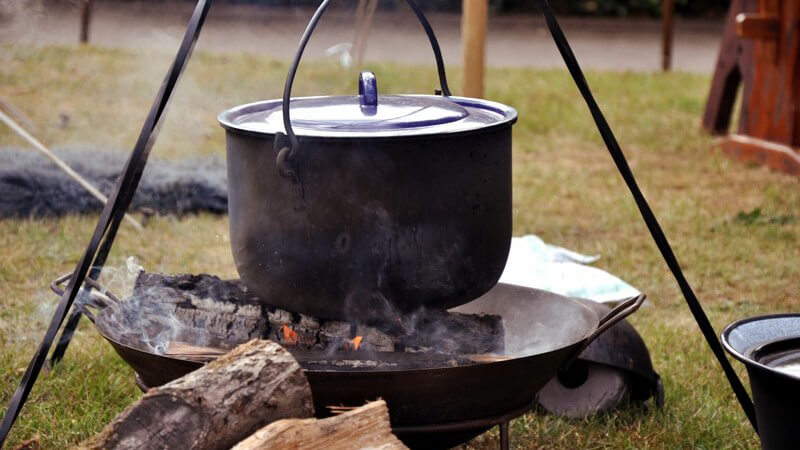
[[281, 324, 363, 352], [282, 324, 299, 345]]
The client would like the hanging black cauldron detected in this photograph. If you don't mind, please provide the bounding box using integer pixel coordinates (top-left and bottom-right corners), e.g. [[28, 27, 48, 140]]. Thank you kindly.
[[219, 5, 516, 321]]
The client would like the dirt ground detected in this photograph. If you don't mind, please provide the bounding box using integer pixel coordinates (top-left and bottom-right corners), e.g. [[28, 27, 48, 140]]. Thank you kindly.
[[3, 1, 723, 72]]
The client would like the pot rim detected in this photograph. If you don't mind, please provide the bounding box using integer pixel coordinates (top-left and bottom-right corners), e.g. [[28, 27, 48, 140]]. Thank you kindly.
[[218, 95, 518, 139], [721, 313, 800, 379]]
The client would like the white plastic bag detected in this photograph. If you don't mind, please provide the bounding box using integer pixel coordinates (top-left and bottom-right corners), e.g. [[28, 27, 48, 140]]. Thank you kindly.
[[499, 235, 642, 304]]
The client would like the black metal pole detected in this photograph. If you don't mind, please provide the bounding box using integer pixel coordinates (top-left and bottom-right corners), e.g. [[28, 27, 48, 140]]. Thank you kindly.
[[49, 227, 122, 366], [0, 0, 213, 444], [50, 138, 154, 366], [534, 0, 758, 432], [49, 308, 83, 365]]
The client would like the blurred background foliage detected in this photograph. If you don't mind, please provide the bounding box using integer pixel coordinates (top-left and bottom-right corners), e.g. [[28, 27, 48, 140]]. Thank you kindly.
[[110, 0, 731, 18]]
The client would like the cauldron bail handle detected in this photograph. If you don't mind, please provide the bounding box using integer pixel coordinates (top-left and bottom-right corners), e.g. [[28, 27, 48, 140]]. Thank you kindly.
[[274, 0, 453, 176]]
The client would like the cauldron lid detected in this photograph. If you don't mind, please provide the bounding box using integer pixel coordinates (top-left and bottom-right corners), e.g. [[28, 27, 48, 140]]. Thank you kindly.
[[219, 73, 516, 138], [220, 95, 516, 138]]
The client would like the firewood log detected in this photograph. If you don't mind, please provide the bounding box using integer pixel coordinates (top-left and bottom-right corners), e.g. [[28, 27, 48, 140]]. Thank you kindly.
[[79, 340, 313, 450], [231, 400, 407, 450]]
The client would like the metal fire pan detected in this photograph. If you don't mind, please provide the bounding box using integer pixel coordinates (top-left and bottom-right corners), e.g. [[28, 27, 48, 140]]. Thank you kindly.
[[92, 283, 643, 447]]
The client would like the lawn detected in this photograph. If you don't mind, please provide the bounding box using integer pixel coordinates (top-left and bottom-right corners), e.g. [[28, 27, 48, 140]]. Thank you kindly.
[[1, 44, 798, 449]]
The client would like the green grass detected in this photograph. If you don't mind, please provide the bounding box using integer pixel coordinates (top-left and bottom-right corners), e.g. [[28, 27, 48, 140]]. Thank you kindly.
[[2, 44, 798, 449]]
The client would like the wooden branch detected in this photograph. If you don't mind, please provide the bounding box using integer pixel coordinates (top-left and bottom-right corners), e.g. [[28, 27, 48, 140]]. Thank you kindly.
[[0, 97, 36, 131], [164, 341, 228, 361], [465, 353, 511, 364], [231, 400, 407, 450], [81, 340, 314, 450], [0, 109, 143, 231], [11, 435, 40, 450]]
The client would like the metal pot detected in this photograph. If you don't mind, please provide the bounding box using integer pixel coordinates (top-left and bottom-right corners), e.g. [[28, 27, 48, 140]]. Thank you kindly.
[[218, 1, 517, 320], [722, 314, 800, 450]]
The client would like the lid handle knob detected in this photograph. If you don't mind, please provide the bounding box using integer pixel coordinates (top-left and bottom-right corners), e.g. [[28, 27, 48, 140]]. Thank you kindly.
[[358, 71, 378, 111]]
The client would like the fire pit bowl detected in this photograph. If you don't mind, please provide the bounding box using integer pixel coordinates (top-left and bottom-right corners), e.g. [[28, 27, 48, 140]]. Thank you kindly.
[[722, 314, 800, 450], [92, 283, 643, 448]]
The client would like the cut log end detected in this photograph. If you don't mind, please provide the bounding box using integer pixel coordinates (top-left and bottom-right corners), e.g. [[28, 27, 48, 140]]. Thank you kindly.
[[232, 400, 407, 450]]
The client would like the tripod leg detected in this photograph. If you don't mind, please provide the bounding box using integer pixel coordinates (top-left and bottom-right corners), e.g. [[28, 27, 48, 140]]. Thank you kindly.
[[0, 1, 213, 444], [50, 203, 131, 366], [49, 308, 83, 366], [499, 421, 509, 450]]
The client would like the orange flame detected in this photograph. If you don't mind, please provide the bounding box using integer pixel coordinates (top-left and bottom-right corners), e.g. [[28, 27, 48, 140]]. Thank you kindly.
[[352, 336, 363, 351], [282, 324, 299, 344]]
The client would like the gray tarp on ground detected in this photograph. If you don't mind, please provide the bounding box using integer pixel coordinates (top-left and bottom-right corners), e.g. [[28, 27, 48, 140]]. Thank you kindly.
[[0, 148, 227, 217]]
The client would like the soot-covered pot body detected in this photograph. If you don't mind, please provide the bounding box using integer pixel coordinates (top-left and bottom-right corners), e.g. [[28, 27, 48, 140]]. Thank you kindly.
[[220, 87, 517, 321]]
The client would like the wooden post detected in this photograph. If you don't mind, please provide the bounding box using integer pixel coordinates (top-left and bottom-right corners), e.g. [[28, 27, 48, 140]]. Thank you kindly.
[[736, 13, 780, 41], [461, 0, 488, 98], [702, 0, 756, 135], [80, 0, 96, 44], [718, 0, 800, 176], [661, 0, 675, 71]]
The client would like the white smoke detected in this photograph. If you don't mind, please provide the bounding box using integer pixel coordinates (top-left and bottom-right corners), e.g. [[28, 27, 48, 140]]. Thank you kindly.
[[0, 0, 46, 41]]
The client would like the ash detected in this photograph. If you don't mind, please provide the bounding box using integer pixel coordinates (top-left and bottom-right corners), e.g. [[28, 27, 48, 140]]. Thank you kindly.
[[0, 147, 227, 218]]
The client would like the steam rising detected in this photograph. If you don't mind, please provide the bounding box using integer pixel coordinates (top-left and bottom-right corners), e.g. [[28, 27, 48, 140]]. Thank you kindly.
[[0, 0, 45, 41], [86, 257, 198, 354]]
